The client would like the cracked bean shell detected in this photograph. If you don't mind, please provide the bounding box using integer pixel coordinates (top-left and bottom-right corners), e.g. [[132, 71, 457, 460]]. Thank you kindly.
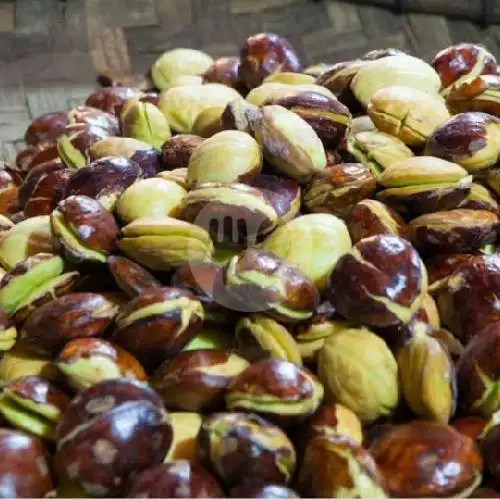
[[326, 235, 428, 327], [127, 461, 223, 498], [89, 137, 163, 178], [298, 434, 388, 498], [197, 412, 296, 488], [226, 359, 324, 425], [426, 112, 500, 174], [107, 255, 162, 299], [368, 85, 450, 146], [56, 338, 147, 391], [436, 254, 500, 343], [152, 349, 249, 412], [409, 209, 499, 255], [348, 199, 409, 244], [0, 428, 54, 497], [251, 105, 326, 184], [370, 421, 483, 497], [20, 292, 119, 355], [51, 195, 119, 264], [113, 287, 204, 371], [432, 43, 498, 96], [56, 379, 173, 497], [303, 162, 376, 220], [0, 375, 70, 440], [64, 156, 143, 211]]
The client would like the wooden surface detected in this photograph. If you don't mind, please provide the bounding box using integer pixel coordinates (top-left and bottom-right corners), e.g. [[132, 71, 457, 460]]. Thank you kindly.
[[2, 0, 500, 161]]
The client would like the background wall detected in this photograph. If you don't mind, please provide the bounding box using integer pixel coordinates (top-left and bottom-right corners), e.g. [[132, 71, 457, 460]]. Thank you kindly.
[[1, 0, 500, 161]]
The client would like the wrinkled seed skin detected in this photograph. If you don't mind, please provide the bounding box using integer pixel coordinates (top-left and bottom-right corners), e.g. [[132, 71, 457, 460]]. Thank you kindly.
[[197, 412, 295, 489], [21, 292, 118, 355], [55, 195, 119, 255], [6, 375, 70, 413], [0, 428, 53, 498], [348, 199, 409, 244], [56, 379, 173, 497], [436, 254, 500, 342], [409, 209, 499, 255], [431, 43, 498, 90], [108, 255, 162, 298], [426, 112, 498, 165], [127, 461, 224, 498], [25, 111, 69, 146], [113, 287, 203, 371], [326, 235, 426, 327], [456, 323, 500, 415], [458, 192, 500, 212], [85, 87, 142, 116], [161, 135, 204, 170], [152, 349, 246, 412], [239, 33, 302, 89], [64, 156, 142, 204], [370, 421, 483, 498]]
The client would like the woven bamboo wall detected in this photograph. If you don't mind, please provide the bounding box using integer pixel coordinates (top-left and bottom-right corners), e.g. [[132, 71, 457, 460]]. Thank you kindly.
[[1, 0, 499, 161]]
